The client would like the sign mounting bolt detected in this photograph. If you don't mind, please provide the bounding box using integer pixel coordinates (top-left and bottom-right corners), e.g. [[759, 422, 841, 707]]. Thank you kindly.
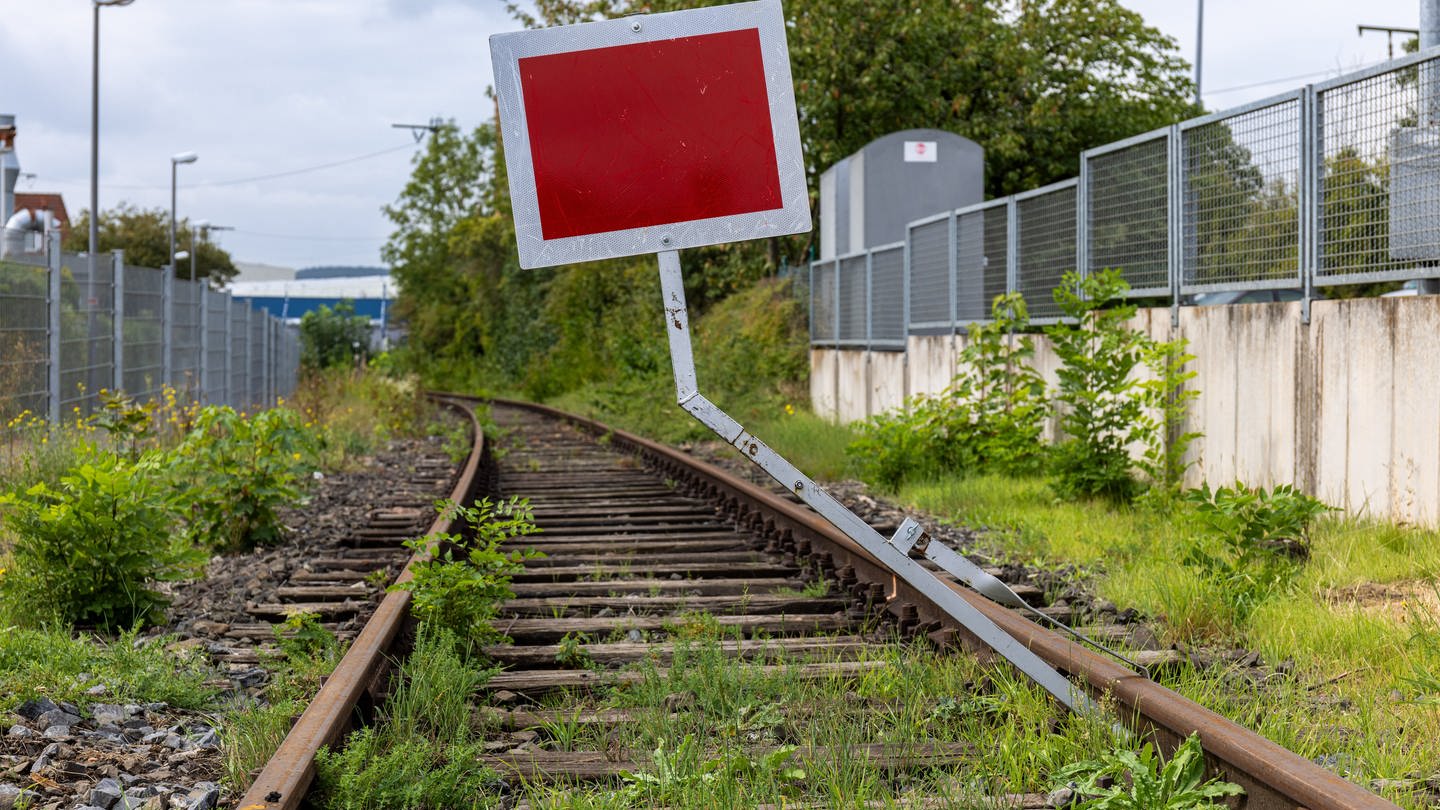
[[631, 20, 643, 32], [660, 234, 672, 245]]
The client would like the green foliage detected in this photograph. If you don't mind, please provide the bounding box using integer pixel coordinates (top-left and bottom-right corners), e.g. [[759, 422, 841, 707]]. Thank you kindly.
[[619, 734, 806, 803], [554, 631, 597, 670], [1136, 337, 1202, 497], [1178, 483, 1330, 622], [64, 203, 237, 283], [89, 389, 157, 458], [391, 498, 540, 648], [170, 406, 318, 551], [314, 624, 499, 810], [1047, 269, 1149, 502], [300, 300, 373, 370], [850, 294, 1049, 489], [0, 448, 198, 629], [0, 627, 216, 712], [1056, 734, 1244, 810]]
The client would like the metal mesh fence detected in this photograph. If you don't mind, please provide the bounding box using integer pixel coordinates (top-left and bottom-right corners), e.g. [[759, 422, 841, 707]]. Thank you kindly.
[[981, 202, 1011, 320], [837, 254, 867, 345], [123, 266, 165, 402], [230, 303, 249, 407], [0, 260, 51, 421], [1181, 92, 1303, 291], [1316, 54, 1440, 282], [205, 291, 229, 405], [906, 216, 950, 330], [1086, 132, 1171, 294], [58, 253, 115, 418], [170, 279, 202, 399], [1016, 183, 1077, 321], [869, 244, 904, 347], [809, 261, 837, 344]]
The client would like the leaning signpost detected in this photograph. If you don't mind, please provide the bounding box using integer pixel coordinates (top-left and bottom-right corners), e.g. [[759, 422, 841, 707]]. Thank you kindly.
[[490, 0, 1093, 711]]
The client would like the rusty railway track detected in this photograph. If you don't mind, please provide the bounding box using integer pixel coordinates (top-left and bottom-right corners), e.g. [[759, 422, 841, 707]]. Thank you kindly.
[[238, 395, 1399, 810]]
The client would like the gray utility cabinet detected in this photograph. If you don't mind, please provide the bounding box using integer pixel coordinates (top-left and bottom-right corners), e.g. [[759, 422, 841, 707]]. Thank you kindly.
[[818, 129, 984, 260]]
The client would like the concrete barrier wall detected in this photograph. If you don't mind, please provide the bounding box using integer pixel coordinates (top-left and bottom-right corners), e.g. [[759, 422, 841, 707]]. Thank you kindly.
[[812, 296, 1440, 525]]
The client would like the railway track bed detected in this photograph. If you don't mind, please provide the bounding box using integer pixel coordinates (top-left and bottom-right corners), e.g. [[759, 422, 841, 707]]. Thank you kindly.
[[240, 397, 1405, 810]]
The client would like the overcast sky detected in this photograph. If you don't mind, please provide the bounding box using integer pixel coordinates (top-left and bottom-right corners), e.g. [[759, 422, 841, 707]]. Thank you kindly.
[[0, 0, 1427, 271]]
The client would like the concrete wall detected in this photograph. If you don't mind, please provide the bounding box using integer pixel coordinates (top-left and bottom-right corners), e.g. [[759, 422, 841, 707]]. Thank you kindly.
[[812, 296, 1440, 526]]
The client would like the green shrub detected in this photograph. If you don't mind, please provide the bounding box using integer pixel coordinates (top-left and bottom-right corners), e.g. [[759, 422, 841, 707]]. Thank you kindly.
[[391, 498, 540, 649], [300, 300, 372, 370], [1179, 482, 1330, 623], [849, 294, 1049, 489], [170, 406, 317, 551], [0, 448, 198, 629], [1047, 269, 1149, 502]]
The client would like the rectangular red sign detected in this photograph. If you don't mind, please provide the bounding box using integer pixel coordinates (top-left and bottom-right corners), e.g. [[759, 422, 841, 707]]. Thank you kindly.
[[519, 29, 782, 241]]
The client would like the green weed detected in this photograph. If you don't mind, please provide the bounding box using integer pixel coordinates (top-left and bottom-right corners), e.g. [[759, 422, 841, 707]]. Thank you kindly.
[[391, 497, 540, 650]]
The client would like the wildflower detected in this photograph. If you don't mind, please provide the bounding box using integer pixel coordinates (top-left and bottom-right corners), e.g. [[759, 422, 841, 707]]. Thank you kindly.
[[784, 403, 796, 416]]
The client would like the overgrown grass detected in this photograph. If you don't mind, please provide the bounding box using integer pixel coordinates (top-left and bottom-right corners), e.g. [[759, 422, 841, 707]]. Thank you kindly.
[[895, 472, 1440, 808], [312, 624, 499, 809], [521, 635, 1124, 808], [0, 626, 217, 712], [289, 367, 430, 467]]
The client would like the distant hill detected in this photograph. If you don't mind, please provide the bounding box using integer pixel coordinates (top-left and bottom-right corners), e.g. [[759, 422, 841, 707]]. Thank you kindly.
[[233, 261, 297, 283], [295, 265, 390, 279]]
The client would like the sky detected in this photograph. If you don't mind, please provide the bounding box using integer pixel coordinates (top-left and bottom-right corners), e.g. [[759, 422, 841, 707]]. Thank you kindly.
[[0, 0, 1428, 271]]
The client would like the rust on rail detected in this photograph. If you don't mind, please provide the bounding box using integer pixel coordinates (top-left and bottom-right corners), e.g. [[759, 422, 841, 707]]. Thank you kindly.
[[487, 396, 1398, 810], [234, 396, 486, 810]]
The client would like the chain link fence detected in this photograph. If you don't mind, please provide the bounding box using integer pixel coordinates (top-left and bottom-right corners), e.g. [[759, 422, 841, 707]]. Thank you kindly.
[[810, 47, 1440, 345], [0, 234, 299, 425]]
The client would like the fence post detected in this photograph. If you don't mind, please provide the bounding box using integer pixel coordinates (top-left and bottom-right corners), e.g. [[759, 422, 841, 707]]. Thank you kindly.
[[1005, 197, 1018, 296], [945, 211, 957, 330], [223, 294, 233, 406], [1301, 85, 1317, 325], [112, 250, 125, 395], [1168, 125, 1182, 327], [864, 251, 873, 350], [198, 287, 209, 403], [262, 311, 272, 407], [161, 266, 173, 393], [47, 231, 61, 426], [1077, 157, 1091, 288]]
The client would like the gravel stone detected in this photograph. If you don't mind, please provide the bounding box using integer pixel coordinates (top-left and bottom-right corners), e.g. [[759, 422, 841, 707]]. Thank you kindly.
[[5, 726, 33, 739], [14, 698, 59, 721], [90, 777, 123, 808]]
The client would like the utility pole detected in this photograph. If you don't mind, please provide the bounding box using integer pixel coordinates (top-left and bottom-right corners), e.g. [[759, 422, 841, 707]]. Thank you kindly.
[[1358, 24, 1420, 59], [391, 117, 445, 142]]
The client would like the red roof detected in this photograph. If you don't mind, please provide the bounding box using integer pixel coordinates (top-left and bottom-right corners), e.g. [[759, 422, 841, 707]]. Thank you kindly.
[[13, 193, 70, 237]]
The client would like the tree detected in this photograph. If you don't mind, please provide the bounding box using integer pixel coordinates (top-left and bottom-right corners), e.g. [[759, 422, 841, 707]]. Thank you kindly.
[[509, 0, 1198, 199], [299, 301, 372, 370], [63, 203, 237, 283]]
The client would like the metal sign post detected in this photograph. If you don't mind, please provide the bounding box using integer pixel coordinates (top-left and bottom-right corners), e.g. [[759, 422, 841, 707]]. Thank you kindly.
[[492, 0, 1097, 712]]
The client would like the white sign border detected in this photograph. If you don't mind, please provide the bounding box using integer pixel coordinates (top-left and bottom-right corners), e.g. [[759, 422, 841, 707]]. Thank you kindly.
[[490, 0, 811, 269]]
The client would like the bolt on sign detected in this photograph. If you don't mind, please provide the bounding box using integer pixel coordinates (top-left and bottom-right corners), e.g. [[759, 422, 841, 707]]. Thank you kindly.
[[490, 0, 811, 269]]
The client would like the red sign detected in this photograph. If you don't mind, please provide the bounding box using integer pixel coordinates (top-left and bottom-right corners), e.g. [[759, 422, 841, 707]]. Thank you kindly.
[[520, 29, 782, 241], [491, 0, 810, 269]]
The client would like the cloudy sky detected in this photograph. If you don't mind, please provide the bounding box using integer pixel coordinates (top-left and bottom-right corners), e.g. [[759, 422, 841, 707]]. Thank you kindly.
[[0, 0, 1427, 271]]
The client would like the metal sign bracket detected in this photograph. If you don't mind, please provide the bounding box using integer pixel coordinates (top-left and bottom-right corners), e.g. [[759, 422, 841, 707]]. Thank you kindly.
[[655, 249, 1099, 712]]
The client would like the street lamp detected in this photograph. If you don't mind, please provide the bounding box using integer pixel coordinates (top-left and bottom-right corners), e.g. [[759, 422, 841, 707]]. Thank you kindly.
[[90, 0, 136, 274], [169, 151, 197, 275]]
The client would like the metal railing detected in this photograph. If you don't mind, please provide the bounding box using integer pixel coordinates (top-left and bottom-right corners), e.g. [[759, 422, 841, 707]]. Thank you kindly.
[[0, 232, 299, 425], [812, 48, 1440, 347]]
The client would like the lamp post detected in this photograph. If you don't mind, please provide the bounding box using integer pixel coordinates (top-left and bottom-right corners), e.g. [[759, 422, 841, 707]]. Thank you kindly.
[[91, 0, 135, 277], [169, 151, 197, 276]]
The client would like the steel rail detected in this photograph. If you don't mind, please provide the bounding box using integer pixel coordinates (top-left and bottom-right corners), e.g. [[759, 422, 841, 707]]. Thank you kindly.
[[478, 395, 1398, 810], [235, 395, 486, 810]]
